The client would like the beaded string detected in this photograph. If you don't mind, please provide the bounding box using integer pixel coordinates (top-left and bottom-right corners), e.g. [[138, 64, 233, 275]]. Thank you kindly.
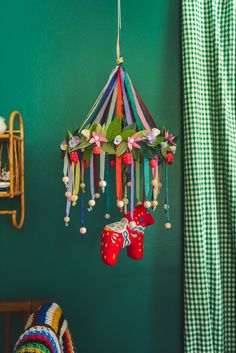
[[65, 166, 72, 226], [89, 155, 95, 211], [130, 161, 135, 220], [105, 155, 111, 215], [165, 163, 170, 224]]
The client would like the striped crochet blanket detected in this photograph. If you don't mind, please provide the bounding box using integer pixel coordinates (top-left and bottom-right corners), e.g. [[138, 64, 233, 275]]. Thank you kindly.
[[14, 302, 76, 353]]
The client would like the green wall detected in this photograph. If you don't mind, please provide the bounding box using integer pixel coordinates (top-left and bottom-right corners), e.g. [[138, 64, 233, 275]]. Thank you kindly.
[[0, 1, 182, 352]]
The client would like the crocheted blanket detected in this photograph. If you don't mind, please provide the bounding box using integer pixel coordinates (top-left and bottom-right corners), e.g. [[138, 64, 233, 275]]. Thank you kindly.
[[14, 302, 76, 353]]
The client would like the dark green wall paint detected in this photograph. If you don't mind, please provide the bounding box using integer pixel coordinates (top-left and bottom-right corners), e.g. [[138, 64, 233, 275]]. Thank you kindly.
[[0, 1, 182, 352]]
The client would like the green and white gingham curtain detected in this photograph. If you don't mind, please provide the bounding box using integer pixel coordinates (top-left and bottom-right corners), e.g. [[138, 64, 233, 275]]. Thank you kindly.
[[183, 1, 236, 353]]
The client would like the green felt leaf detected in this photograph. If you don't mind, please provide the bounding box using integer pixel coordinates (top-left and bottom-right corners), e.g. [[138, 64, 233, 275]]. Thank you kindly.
[[66, 130, 73, 141], [96, 123, 103, 133], [120, 129, 136, 140], [155, 136, 165, 145], [90, 123, 97, 132], [133, 130, 149, 139], [161, 147, 167, 158], [101, 143, 116, 154], [117, 142, 128, 156], [83, 148, 92, 163], [102, 124, 107, 137], [123, 123, 136, 131], [106, 116, 121, 141], [77, 141, 91, 149]]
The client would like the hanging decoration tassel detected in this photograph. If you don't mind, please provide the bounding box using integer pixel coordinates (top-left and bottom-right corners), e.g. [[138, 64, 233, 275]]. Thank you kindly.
[[88, 155, 96, 210], [129, 160, 136, 228], [105, 155, 111, 220], [143, 157, 151, 209], [164, 162, 171, 230], [135, 157, 141, 204], [64, 166, 72, 226]]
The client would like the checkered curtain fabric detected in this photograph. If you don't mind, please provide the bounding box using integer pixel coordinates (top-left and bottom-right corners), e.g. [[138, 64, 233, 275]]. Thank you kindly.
[[183, 1, 236, 353]]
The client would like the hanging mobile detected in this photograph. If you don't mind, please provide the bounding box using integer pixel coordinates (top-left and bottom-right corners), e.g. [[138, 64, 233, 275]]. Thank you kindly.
[[60, 0, 177, 235]]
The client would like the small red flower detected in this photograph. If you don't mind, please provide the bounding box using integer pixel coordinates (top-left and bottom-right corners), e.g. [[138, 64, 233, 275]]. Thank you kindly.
[[93, 145, 101, 155], [149, 158, 157, 168], [166, 152, 174, 165], [109, 159, 116, 168], [123, 152, 133, 165], [83, 161, 90, 169], [70, 151, 79, 165]]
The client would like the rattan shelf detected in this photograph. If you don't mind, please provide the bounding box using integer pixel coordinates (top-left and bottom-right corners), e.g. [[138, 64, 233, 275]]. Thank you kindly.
[[0, 111, 25, 229]]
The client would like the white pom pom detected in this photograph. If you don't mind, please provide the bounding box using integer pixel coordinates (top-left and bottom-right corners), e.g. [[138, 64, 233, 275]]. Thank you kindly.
[[151, 200, 158, 207], [151, 179, 157, 186], [122, 198, 129, 205], [117, 200, 124, 208], [80, 182, 86, 189], [65, 191, 71, 198], [95, 192, 100, 199], [64, 216, 70, 223], [99, 180, 107, 188], [165, 222, 172, 229], [104, 213, 111, 219], [163, 204, 169, 210], [0, 117, 7, 134], [88, 199, 96, 207], [129, 221, 136, 228], [127, 181, 132, 187], [62, 176, 69, 184], [70, 195, 78, 202], [144, 200, 151, 208], [80, 227, 87, 234]]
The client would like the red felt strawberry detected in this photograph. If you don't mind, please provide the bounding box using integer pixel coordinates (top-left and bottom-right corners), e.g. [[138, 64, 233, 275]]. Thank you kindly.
[[123, 152, 133, 165], [93, 145, 101, 155], [166, 152, 174, 165], [149, 158, 157, 168], [70, 151, 79, 165], [109, 159, 116, 168]]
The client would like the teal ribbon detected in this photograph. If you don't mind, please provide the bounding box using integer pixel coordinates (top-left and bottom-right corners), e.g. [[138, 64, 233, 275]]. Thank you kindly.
[[144, 158, 150, 200]]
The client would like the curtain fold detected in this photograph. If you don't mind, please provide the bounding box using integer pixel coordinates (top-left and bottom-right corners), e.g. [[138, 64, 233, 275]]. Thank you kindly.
[[183, 1, 236, 352]]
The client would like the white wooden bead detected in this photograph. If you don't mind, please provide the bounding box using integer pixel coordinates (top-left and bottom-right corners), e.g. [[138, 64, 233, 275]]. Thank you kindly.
[[88, 199, 96, 207], [163, 204, 169, 210], [99, 180, 107, 188], [151, 200, 158, 207], [129, 221, 136, 228], [104, 213, 111, 219], [80, 227, 87, 234], [70, 195, 78, 202], [151, 179, 157, 186], [144, 200, 151, 208], [80, 182, 86, 188], [95, 192, 101, 199], [127, 181, 132, 187], [65, 191, 71, 198], [117, 200, 124, 208], [165, 222, 172, 229], [62, 176, 69, 183], [122, 198, 129, 205], [158, 182, 162, 188], [64, 216, 70, 223]]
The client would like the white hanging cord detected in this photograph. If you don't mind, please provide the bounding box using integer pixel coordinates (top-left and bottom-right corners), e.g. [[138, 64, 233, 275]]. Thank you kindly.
[[116, 0, 123, 64]]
